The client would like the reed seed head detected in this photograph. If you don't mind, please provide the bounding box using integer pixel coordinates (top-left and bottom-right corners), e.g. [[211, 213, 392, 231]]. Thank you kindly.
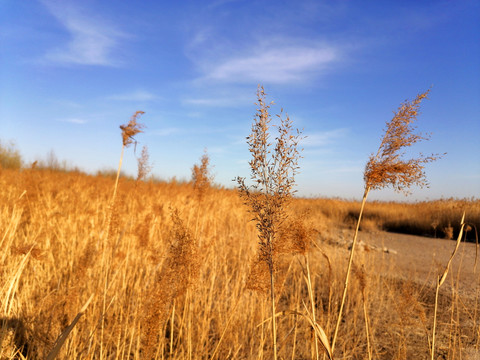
[[237, 85, 303, 293], [120, 110, 145, 147], [364, 90, 442, 193]]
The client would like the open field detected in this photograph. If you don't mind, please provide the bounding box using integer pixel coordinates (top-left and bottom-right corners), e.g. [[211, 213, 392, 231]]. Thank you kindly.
[[1, 167, 478, 359]]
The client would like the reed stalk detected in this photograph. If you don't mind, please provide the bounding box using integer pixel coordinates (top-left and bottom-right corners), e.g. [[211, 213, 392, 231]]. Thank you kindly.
[[236, 86, 302, 360], [332, 187, 369, 352], [333, 89, 441, 354], [431, 212, 466, 359]]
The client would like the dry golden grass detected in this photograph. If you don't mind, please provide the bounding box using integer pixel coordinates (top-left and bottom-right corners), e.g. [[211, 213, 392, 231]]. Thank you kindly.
[[298, 197, 480, 242], [0, 168, 478, 359], [1, 91, 478, 360]]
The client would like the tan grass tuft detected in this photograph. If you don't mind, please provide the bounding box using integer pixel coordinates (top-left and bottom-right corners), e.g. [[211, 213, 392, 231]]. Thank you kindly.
[[136, 145, 152, 182], [135, 213, 153, 248], [141, 208, 200, 358], [191, 149, 214, 201], [443, 223, 454, 240], [11, 244, 45, 260]]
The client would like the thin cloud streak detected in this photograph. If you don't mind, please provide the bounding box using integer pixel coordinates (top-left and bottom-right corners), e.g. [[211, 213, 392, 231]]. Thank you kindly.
[[59, 118, 88, 124], [198, 44, 340, 84], [183, 95, 251, 107], [108, 90, 160, 102], [149, 128, 181, 137], [41, 0, 126, 66], [303, 128, 348, 147], [318, 166, 363, 174]]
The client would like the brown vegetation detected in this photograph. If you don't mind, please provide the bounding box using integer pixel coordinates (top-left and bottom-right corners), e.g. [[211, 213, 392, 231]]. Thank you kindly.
[[1, 90, 478, 359], [0, 168, 478, 359]]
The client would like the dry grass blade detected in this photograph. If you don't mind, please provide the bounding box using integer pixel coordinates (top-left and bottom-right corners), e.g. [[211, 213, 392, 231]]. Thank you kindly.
[[438, 212, 466, 287], [3, 250, 31, 316], [46, 294, 94, 360], [431, 212, 466, 360], [256, 309, 333, 360], [210, 294, 243, 360], [284, 310, 333, 360]]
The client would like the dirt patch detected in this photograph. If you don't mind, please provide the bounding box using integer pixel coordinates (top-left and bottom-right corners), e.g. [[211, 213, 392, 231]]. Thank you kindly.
[[359, 231, 480, 300]]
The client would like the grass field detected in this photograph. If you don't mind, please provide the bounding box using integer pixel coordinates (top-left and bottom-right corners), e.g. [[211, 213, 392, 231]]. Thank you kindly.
[[1, 91, 479, 359], [1, 167, 478, 359]]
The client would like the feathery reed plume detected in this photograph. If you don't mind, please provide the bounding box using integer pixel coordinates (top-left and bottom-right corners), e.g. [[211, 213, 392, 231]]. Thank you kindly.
[[120, 111, 145, 148], [191, 149, 213, 201], [332, 90, 442, 353], [364, 90, 441, 193], [113, 111, 145, 202], [105, 111, 145, 241], [142, 209, 200, 358], [236, 86, 302, 360], [136, 145, 152, 182]]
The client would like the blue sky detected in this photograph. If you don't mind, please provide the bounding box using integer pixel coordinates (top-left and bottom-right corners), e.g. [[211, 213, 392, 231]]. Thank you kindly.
[[1, 0, 479, 200]]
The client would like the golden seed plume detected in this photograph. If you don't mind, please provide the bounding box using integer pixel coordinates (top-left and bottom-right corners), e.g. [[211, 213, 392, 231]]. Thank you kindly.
[[120, 110, 145, 147], [364, 90, 443, 193]]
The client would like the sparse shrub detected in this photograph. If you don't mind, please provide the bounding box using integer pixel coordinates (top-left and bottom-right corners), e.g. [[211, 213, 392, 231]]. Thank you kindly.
[[431, 219, 440, 238], [0, 140, 22, 169], [136, 145, 152, 182], [443, 223, 453, 240], [142, 209, 200, 358], [191, 149, 213, 200], [34, 149, 70, 172]]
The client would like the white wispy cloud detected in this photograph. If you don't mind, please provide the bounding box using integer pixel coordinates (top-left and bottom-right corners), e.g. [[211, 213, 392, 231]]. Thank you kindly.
[[319, 165, 363, 174], [150, 128, 181, 136], [183, 95, 251, 107], [59, 117, 88, 124], [50, 99, 82, 108], [303, 128, 348, 147], [107, 90, 160, 102], [196, 42, 340, 84], [41, 0, 126, 66]]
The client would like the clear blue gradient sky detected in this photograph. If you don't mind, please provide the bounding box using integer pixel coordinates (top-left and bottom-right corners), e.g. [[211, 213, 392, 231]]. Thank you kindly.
[[1, 0, 479, 200]]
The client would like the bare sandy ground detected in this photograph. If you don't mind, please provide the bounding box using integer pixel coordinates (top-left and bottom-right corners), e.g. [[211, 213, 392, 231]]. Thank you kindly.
[[337, 231, 480, 359], [358, 231, 480, 300]]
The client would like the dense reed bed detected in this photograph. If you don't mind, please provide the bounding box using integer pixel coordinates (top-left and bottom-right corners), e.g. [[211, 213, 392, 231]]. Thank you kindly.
[[1, 88, 478, 359], [1, 167, 478, 359], [300, 197, 480, 241]]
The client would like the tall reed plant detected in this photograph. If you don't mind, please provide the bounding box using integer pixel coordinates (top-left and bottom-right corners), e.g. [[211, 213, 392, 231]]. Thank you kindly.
[[236, 86, 302, 360], [332, 90, 442, 352]]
